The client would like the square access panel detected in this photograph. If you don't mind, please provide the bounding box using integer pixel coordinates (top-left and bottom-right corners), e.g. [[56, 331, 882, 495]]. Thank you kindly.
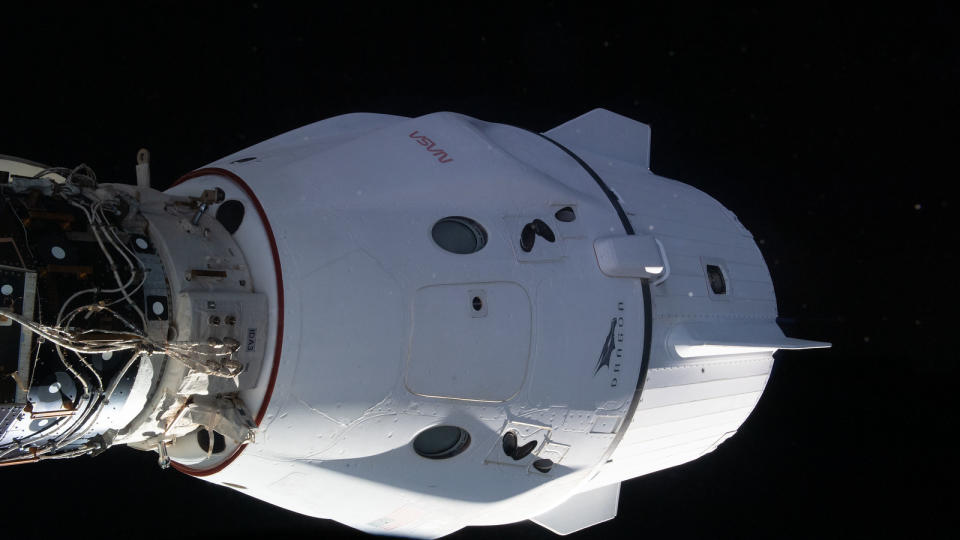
[[405, 282, 531, 402]]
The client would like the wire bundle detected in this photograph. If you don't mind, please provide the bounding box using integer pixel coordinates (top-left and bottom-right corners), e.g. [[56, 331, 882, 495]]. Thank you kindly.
[[1, 173, 242, 465]]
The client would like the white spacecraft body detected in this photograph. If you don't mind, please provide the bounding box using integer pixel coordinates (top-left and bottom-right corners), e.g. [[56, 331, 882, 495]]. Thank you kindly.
[[0, 109, 827, 538]]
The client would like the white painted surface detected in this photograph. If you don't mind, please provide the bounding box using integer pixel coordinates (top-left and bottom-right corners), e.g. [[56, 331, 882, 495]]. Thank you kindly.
[[532, 481, 620, 535], [150, 109, 826, 537], [593, 234, 665, 278], [406, 282, 531, 402]]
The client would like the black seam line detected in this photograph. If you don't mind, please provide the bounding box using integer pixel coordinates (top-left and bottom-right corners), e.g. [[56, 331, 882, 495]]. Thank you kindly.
[[533, 131, 653, 467], [534, 133, 636, 235], [592, 280, 653, 470]]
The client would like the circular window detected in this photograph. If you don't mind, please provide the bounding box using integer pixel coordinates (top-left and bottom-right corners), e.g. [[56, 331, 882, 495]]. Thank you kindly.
[[432, 217, 487, 254], [197, 429, 227, 454], [413, 425, 471, 459]]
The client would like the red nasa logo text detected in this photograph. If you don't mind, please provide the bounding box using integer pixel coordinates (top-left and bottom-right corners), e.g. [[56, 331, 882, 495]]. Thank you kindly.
[[409, 130, 453, 163]]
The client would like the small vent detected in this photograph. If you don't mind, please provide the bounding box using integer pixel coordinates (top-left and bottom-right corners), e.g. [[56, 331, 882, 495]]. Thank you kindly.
[[501, 431, 536, 460], [519, 219, 555, 252], [532, 458, 554, 473], [554, 206, 576, 222]]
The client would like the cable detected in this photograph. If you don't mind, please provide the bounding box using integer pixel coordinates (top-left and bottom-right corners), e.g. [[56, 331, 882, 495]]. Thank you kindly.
[[1, 173, 248, 464], [70, 201, 147, 328], [3, 197, 36, 261]]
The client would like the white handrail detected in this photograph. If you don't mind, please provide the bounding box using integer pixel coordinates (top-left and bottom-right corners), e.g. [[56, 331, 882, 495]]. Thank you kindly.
[[652, 237, 671, 286]]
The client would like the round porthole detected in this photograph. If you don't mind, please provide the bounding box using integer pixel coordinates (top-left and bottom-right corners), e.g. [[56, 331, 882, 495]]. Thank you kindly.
[[197, 429, 226, 454], [432, 217, 487, 254], [413, 425, 471, 459]]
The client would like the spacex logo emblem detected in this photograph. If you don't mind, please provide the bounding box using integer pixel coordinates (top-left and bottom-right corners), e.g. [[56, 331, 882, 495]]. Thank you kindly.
[[595, 318, 618, 375], [595, 303, 626, 387]]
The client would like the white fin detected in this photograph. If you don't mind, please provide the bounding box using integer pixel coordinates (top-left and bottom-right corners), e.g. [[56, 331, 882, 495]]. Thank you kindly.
[[670, 321, 831, 359], [531, 482, 620, 535], [545, 109, 652, 168]]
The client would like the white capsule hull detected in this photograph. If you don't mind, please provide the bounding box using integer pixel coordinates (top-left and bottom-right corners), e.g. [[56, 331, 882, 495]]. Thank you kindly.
[[160, 110, 821, 538]]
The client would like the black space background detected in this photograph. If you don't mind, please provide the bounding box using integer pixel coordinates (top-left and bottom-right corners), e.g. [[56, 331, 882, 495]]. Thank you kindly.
[[1, 2, 955, 539]]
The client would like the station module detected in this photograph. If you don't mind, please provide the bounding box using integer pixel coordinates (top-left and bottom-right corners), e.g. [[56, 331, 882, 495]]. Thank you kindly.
[[0, 109, 827, 537]]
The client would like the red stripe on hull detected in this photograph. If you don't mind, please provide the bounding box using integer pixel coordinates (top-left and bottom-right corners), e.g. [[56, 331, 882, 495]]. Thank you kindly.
[[169, 168, 284, 477]]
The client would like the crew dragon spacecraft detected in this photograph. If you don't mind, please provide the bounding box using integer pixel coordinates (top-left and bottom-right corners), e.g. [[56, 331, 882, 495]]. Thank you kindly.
[[0, 109, 828, 537]]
